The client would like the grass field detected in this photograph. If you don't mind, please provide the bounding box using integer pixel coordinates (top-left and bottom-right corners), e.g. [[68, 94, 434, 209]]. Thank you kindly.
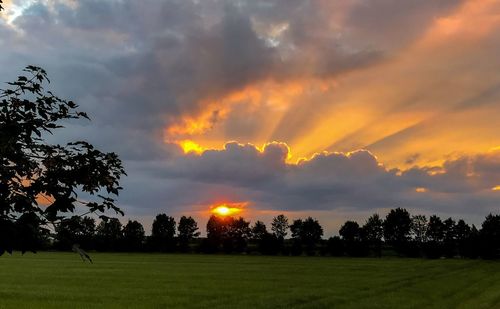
[[0, 253, 499, 308]]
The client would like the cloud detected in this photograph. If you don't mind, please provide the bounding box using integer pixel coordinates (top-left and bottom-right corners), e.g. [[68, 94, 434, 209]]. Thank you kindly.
[[139, 142, 500, 217]]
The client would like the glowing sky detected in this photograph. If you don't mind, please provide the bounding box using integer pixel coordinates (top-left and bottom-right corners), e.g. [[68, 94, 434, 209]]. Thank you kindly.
[[1, 0, 499, 234]]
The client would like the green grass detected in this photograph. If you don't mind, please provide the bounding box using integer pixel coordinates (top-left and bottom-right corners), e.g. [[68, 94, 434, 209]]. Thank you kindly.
[[0, 253, 499, 308]]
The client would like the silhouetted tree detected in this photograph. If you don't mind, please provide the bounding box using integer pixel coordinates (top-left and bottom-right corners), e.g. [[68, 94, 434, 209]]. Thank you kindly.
[[251, 221, 268, 241], [463, 224, 480, 258], [177, 216, 199, 252], [122, 220, 145, 252], [410, 215, 428, 257], [250, 221, 278, 255], [271, 214, 289, 253], [340, 221, 367, 256], [79, 217, 97, 249], [95, 218, 122, 251], [443, 217, 457, 257], [479, 214, 500, 259], [203, 215, 251, 253], [455, 219, 473, 257], [340, 221, 360, 242], [424, 215, 445, 258], [54, 216, 95, 250], [151, 214, 176, 252], [225, 217, 251, 253], [290, 217, 323, 255], [290, 219, 304, 255], [411, 215, 428, 243], [426, 215, 444, 242], [205, 215, 230, 253], [363, 214, 384, 257], [0, 66, 125, 255], [271, 214, 289, 241], [384, 208, 411, 255]]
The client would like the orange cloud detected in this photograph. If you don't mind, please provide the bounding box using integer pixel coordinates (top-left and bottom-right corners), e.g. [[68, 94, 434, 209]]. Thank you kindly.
[[178, 140, 206, 155], [162, 0, 500, 171]]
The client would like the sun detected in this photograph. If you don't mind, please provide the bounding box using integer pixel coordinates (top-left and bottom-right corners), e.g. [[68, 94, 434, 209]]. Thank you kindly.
[[211, 204, 243, 217]]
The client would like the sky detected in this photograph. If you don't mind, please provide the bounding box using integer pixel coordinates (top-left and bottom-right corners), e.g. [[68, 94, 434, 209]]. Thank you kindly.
[[1, 0, 499, 235]]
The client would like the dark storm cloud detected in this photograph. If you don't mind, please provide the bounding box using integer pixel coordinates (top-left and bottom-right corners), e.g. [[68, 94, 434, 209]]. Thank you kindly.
[[147, 143, 500, 215]]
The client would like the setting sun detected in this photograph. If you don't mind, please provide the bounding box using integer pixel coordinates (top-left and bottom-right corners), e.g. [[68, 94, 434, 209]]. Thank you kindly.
[[211, 204, 243, 217]]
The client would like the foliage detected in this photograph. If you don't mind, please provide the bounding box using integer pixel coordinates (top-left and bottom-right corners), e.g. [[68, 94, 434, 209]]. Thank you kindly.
[[0, 66, 125, 255], [151, 214, 176, 252], [271, 214, 289, 241], [290, 217, 323, 255], [205, 215, 251, 253], [410, 215, 428, 243], [339, 221, 360, 242], [250, 220, 267, 241], [177, 216, 199, 252], [362, 214, 384, 256], [54, 216, 95, 250], [479, 214, 500, 259], [383, 207, 411, 253], [362, 214, 384, 242], [122, 220, 145, 252], [225, 217, 251, 253], [95, 218, 122, 251], [426, 215, 445, 242], [339, 220, 369, 257]]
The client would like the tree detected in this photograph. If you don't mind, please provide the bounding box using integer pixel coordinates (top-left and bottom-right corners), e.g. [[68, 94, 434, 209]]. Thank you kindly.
[[247, 221, 277, 255], [226, 217, 251, 253], [271, 214, 289, 241], [122, 220, 145, 252], [362, 214, 384, 257], [151, 214, 176, 252], [410, 215, 428, 244], [442, 217, 457, 257], [290, 217, 323, 255], [426, 215, 444, 242], [251, 221, 268, 241], [205, 215, 251, 253], [383, 208, 411, 254], [177, 216, 199, 252], [54, 216, 95, 250], [205, 215, 229, 252], [479, 214, 500, 259], [0, 1, 3, 11], [340, 221, 367, 256], [455, 219, 473, 257], [95, 218, 123, 251], [339, 221, 360, 242], [0, 66, 125, 255], [424, 215, 445, 258]]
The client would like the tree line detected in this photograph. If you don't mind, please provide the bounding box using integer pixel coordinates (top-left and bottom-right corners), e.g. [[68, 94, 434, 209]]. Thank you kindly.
[[3, 208, 500, 259]]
